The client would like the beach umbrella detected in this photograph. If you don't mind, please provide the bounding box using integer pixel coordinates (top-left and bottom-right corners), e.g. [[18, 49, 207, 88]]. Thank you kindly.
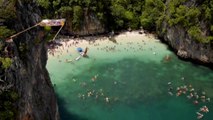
[[77, 47, 83, 52]]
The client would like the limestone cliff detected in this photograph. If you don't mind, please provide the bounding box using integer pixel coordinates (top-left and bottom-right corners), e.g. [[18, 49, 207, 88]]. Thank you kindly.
[[5, 0, 60, 120], [63, 9, 106, 36], [158, 0, 213, 63]]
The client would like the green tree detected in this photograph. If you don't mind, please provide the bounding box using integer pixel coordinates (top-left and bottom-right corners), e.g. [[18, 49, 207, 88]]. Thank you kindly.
[[140, 0, 165, 30], [72, 5, 83, 30], [37, 0, 51, 9]]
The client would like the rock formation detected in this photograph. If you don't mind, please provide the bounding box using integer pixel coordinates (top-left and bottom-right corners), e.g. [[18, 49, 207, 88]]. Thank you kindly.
[[158, 0, 213, 63], [4, 0, 60, 119]]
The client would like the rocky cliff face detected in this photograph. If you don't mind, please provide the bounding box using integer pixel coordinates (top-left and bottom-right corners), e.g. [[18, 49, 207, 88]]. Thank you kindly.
[[158, 0, 213, 63], [6, 1, 60, 120], [64, 10, 106, 36], [159, 24, 213, 63]]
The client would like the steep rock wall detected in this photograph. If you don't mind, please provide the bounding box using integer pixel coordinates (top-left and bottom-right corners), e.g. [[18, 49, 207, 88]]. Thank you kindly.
[[6, 1, 60, 120], [158, 0, 213, 63], [64, 10, 106, 36]]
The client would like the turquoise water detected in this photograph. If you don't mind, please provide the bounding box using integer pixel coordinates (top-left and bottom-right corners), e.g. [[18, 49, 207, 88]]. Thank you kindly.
[[47, 33, 213, 120]]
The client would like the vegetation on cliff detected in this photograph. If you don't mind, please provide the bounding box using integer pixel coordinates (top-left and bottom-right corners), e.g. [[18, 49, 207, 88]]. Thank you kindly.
[[0, 0, 213, 43], [0, 1, 18, 119], [0, 0, 16, 39], [163, 0, 213, 43], [35, 0, 213, 43], [0, 90, 19, 120]]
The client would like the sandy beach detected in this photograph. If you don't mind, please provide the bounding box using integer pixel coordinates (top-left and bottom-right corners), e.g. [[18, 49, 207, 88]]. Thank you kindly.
[[47, 31, 165, 64]]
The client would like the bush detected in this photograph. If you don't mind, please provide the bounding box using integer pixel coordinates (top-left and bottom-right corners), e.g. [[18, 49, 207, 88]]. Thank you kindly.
[[0, 26, 15, 39], [0, 57, 12, 69], [140, 0, 165, 30], [187, 26, 204, 42]]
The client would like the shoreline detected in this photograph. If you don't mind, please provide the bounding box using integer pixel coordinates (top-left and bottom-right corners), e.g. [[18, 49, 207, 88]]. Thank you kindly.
[[47, 30, 157, 59], [59, 29, 157, 40], [49, 30, 213, 69]]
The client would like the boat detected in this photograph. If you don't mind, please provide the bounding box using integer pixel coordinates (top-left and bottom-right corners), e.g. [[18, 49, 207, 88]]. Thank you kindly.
[[65, 59, 73, 63], [77, 47, 88, 57], [75, 56, 81, 61]]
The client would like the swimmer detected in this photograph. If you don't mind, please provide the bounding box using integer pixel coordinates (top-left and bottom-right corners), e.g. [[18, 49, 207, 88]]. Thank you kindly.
[[195, 95, 199, 99], [176, 87, 180, 91], [164, 55, 171, 61], [190, 93, 194, 97], [196, 112, 204, 119], [202, 91, 206, 95], [87, 91, 92, 97], [193, 100, 199, 105], [176, 91, 182, 96], [72, 79, 76, 82], [168, 91, 173, 96], [201, 96, 206, 99], [190, 88, 195, 92], [91, 77, 96, 82], [200, 106, 209, 113], [105, 97, 110, 103], [114, 81, 117, 85], [206, 98, 211, 102], [82, 94, 85, 99], [168, 87, 173, 91], [187, 95, 192, 99]]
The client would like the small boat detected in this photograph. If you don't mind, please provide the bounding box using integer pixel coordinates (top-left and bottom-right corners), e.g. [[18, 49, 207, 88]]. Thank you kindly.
[[77, 47, 88, 57], [80, 52, 85, 56], [65, 59, 73, 63], [75, 56, 81, 61]]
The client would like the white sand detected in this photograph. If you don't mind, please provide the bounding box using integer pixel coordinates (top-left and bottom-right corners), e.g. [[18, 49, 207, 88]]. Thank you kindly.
[[47, 31, 171, 66]]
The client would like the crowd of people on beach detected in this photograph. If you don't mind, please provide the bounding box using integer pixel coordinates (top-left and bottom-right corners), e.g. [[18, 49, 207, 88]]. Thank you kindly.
[[47, 30, 159, 63]]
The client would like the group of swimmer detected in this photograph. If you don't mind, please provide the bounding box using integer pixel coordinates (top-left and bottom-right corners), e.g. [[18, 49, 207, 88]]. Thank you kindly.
[[196, 105, 209, 119], [93, 38, 159, 56], [168, 81, 210, 119], [76, 73, 122, 104], [78, 87, 114, 104]]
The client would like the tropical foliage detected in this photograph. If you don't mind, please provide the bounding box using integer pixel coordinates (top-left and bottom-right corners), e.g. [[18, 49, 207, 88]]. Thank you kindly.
[[1, 0, 213, 42]]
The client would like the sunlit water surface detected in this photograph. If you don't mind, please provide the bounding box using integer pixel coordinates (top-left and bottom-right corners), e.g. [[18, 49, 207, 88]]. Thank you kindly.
[[47, 32, 213, 120]]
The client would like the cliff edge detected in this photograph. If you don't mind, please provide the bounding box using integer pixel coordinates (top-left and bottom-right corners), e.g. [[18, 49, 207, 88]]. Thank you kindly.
[[158, 0, 213, 63], [4, 0, 60, 119]]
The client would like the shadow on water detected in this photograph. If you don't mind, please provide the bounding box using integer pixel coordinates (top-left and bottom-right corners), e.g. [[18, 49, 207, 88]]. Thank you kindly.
[[56, 94, 89, 120]]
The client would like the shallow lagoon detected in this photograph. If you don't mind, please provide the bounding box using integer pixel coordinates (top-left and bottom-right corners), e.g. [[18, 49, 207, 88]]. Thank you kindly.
[[47, 32, 213, 120]]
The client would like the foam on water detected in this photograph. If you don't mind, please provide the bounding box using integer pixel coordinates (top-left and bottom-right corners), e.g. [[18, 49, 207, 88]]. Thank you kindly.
[[47, 32, 213, 120]]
